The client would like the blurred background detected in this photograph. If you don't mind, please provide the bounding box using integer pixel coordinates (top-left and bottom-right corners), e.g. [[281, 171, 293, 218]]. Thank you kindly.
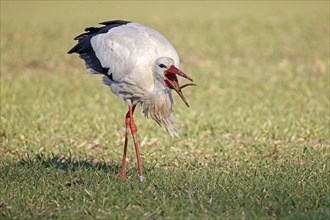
[[1, 1, 329, 157]]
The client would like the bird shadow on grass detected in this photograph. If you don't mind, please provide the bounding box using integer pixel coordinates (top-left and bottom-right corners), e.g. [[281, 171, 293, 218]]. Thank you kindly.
[[16, 153, 122, 175]]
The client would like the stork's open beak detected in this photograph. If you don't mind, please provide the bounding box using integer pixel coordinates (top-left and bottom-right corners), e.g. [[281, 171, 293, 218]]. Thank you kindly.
[[164, 65, 196, 107]]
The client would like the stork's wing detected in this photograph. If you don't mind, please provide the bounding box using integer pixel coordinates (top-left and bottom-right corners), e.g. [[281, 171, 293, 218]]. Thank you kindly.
[[67, 20, 131, 75], [68, 20, 179, 82]]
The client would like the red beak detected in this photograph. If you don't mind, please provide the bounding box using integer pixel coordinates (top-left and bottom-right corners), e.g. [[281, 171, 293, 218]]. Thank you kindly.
[[164, 65, 196, 107]]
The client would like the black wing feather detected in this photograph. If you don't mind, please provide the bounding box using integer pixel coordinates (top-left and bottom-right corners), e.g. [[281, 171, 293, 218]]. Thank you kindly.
[[68, 20, 131, 75]]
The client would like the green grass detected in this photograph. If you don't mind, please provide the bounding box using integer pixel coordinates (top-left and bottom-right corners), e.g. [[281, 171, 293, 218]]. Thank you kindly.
[[1, 1, 329, 219]]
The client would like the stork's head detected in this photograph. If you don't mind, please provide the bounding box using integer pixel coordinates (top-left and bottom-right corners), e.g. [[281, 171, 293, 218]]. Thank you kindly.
[[153, 57, 195, 107]]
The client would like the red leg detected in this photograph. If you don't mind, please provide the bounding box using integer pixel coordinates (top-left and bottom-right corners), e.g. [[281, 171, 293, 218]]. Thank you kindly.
[[118, 111, 130, 179], [128, 105, 144, 181]]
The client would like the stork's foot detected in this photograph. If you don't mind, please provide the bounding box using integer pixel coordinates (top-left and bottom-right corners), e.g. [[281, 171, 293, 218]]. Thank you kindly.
[[138, 175, 144, 182], [118, 172, 126, 181]]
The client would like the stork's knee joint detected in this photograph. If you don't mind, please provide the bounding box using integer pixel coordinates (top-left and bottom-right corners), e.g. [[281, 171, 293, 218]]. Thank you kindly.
[[130, 123, 137, 134]]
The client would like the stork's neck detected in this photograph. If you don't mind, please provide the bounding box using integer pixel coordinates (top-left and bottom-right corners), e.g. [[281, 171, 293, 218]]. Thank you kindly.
[[140, 83, 178, 137]]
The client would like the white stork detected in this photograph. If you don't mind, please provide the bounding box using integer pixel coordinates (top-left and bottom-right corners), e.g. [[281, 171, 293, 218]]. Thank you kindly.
[[68, 20, 195, 181]]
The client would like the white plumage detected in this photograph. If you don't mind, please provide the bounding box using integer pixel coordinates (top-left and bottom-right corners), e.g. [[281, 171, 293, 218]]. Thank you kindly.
[[68, 20, 195, 181], [92, 23, 180, 78]]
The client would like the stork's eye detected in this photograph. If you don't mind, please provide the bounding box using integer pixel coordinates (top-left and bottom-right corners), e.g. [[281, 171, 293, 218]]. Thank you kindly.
[[159, 64, 166, 68]]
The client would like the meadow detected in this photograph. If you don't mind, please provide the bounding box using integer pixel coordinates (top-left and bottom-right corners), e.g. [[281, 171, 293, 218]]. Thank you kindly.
[[1, 1, 329, 219]]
